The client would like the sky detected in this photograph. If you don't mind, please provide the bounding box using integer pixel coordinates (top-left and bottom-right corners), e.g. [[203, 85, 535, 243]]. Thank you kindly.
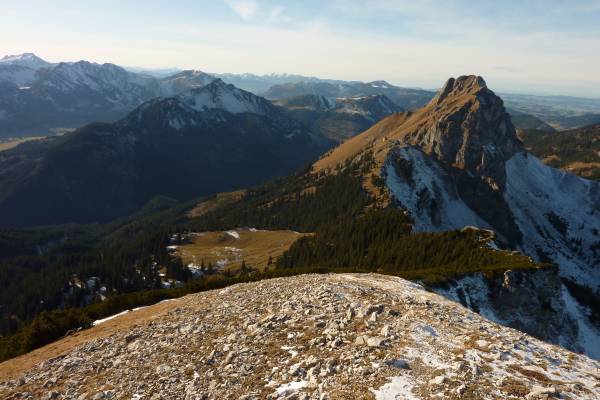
[[1, 0, 599, 97]]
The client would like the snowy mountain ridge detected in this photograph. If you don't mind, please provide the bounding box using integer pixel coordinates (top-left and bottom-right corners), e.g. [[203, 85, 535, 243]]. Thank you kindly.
[[0, 53, 52, 69], [176, 79, 275, 116], [0, 52, 53, 86]]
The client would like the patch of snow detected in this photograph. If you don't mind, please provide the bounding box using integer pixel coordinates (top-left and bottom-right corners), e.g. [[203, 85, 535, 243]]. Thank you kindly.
[[385, 147, 493, 232], [275, 380, 307, 395], [434, 274, 500, 322], [281, 346, 299, 358], [92, 310, 130, 326], [187, 263, 205, 277], [418, 324, 438, 337], [504, 152, 600, 287], [561, 285, 600, 360], [371, 375, 418, 400], [225, 230, 240, 239]]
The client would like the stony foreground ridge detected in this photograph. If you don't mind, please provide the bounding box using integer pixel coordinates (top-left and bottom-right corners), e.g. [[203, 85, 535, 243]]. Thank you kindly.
[[1, 274, 599, 399]]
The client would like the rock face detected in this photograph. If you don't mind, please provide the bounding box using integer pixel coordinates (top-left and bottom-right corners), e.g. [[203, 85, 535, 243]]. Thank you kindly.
[[408, 76, 523, 189], [1, 274, 599, 399], [436, 268, 581, 352]]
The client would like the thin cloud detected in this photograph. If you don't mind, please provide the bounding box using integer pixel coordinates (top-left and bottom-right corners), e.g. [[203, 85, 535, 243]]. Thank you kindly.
[[269, 6, 290, 23], [224, 0, 258, 20]]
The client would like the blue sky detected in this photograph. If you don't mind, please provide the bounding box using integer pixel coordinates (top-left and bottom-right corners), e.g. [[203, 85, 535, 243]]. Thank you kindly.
[[1, 0, 599, 96]]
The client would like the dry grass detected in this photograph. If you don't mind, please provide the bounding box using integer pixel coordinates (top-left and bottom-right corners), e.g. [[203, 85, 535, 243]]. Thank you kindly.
[[175, 229, 308, 272], [542, 155, 562, 164], [565, 161, 600, 176], [499, 377, 530, 397], [187, 190, 246, 218], [508, 364, 556, 385], [0, 136, 44, 152], [0, 298, 185, 380]]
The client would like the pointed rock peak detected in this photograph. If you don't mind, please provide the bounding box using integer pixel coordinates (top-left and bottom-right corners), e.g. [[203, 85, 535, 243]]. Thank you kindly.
[[434, 75, 487, 105], [406, 75, 522, 188]]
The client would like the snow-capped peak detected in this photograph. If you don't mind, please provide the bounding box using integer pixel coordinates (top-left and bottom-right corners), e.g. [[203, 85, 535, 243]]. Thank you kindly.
[[368, 80, 391, 89], [175, 79, 273, 115], [0, 53, 51, 69]]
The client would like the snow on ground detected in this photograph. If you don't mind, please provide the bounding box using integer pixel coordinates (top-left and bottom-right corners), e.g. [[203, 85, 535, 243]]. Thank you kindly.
[[225, 230, 240, 239], [435, 274, 500, 322], [186, 263, 205, 277], [561, 285, 600, 360], [92, 310, 130, 326], [276, 380, 307, 395], [371, 375, 418, 400], [504, 152, 600, 287], [385, 147, 493, 232]]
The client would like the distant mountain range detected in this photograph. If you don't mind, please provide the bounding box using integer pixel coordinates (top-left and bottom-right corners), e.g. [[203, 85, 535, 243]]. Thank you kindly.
[[0, 54, 427, 138], [2, 53, 600, 138], [275, 94, 402, 142], [0, 79, 327, 227], [263, 80, 434, 110], [0, 56, 223, 137], [211, 72, 350, 94]]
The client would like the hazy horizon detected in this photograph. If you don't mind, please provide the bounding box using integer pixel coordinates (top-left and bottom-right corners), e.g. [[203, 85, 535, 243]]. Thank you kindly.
[[2, 0, 599, 97]]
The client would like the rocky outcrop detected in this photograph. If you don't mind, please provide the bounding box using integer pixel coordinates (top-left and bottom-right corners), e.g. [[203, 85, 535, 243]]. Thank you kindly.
[[1, 274, 599, 399], [416, 76, 523, 189], [436, 268, 582, 352]]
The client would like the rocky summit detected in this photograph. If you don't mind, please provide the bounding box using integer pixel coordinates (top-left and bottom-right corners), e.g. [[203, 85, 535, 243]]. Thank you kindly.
[[1, 274, 599, 399]]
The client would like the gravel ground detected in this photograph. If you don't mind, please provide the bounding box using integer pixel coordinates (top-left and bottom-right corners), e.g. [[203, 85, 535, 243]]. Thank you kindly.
[[1, 273, 599, 399]]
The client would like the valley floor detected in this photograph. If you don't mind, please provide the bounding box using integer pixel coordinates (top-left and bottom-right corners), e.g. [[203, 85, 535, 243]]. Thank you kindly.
[[1, 274, 599, 399]]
